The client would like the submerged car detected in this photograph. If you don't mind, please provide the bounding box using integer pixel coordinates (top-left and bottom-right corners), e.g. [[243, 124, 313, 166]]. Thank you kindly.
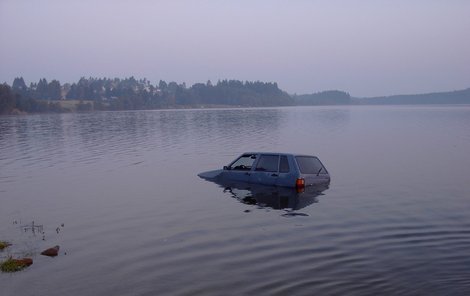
[[198, 152, 330, 189]]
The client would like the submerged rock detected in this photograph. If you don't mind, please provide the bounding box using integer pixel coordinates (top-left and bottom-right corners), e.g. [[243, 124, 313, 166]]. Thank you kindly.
[[41, 245, 60, 257], [0, 258, 33, 272], [16, 258, 33, 266]]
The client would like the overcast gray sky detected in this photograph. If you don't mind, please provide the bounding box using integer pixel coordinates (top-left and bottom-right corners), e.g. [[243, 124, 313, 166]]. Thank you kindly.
[[1, 0, 469, 97]]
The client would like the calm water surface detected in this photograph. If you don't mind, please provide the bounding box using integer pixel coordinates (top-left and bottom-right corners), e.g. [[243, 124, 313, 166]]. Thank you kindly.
[[1, 106, 470, 295]]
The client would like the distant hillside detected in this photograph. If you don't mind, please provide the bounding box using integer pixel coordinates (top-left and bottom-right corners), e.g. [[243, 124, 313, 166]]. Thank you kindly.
[[294, 90, 352, 105], [359, 88, 470, 105]]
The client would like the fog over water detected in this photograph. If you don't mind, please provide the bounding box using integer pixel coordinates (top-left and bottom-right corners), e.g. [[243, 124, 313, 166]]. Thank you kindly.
[[1, 0, 469, 96], [1, 0, 470, 294]]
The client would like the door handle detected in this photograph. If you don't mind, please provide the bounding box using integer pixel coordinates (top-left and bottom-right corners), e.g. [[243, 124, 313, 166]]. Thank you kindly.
[[245, 172, 251, 176], [271, 173, 278, 177]]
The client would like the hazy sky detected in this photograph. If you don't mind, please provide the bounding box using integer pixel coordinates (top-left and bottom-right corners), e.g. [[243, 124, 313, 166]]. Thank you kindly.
[[1, 0, 469, 97]]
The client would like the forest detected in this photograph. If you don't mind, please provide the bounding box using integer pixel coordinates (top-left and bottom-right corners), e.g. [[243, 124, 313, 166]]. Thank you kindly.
[[1, 76, 469, 114], [0, 83, 64, 115], [2, 77, 293, 113]]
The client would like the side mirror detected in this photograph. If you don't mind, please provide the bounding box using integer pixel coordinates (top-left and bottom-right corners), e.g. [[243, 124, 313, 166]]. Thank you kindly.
[[223, 166, 230, 170]]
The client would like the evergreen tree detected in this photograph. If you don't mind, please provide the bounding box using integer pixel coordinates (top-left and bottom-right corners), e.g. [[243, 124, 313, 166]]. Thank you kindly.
[[158, 80, 167, 90], [0, 84, 17, 114], [12, 77, 27, 94], [36, 78, 49, 100], [48, 80, 62, 100]]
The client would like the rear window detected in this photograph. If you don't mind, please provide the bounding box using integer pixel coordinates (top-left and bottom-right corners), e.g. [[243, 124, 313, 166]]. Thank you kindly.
[[295, 156, 326, 174]]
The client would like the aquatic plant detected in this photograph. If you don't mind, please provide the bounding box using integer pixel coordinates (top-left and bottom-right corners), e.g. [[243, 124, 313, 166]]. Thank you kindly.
[[0, 257, 33, 272], [0, 241, 12, 250]]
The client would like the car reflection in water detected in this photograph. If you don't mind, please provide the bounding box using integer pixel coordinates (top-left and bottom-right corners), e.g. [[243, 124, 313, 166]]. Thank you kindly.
[[201, 176, 329, 216]]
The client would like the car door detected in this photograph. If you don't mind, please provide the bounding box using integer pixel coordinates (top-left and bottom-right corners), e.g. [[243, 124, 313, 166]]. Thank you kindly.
[[251, 154, 280, 186], [275, 155, 296, 187]]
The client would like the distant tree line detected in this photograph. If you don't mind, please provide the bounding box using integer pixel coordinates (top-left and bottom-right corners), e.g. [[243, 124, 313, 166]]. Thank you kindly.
[[0, 84, 65, 115], [6, 77, 294, 112], [294, 90, 352, 105], [4, 76, 467, 115], [12, 77, 62, 101]]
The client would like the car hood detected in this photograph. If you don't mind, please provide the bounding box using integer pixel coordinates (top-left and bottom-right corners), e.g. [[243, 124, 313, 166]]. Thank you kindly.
[[198, 169, 224, 180]]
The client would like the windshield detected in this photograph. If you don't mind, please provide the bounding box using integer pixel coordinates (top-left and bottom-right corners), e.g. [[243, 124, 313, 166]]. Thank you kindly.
[[295, 156, 326, 175], [229, 154, 257, 171]]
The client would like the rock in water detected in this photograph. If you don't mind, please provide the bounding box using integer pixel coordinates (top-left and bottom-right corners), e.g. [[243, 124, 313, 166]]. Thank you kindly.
[[15, 258, 33, 266], [41, 245, 60, 257]]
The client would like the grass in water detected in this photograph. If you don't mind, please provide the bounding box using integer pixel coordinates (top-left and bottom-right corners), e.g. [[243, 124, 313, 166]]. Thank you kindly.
[[1, 257, 33, 272], [0, 241, 12, 250]]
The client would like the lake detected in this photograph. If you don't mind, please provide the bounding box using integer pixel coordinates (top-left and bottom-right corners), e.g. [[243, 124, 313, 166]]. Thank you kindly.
[[1, 106, 470, 295]]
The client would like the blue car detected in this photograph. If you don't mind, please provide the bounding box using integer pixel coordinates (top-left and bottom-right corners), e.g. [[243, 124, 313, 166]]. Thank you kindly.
[[198, 152, 330, 188]]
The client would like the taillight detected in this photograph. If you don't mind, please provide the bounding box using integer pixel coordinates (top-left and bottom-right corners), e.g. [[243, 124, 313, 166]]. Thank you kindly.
[[295, 178, 305, 188]]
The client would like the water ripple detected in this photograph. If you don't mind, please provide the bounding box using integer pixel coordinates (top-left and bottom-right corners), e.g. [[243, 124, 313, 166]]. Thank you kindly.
[[1, 107, 470, 295]]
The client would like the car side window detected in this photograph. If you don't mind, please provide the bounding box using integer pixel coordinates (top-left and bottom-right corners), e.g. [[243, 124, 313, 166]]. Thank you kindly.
[[279, 155, 290, 173], [255, 155, 279, 172], [230, 154, 257, 171]]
